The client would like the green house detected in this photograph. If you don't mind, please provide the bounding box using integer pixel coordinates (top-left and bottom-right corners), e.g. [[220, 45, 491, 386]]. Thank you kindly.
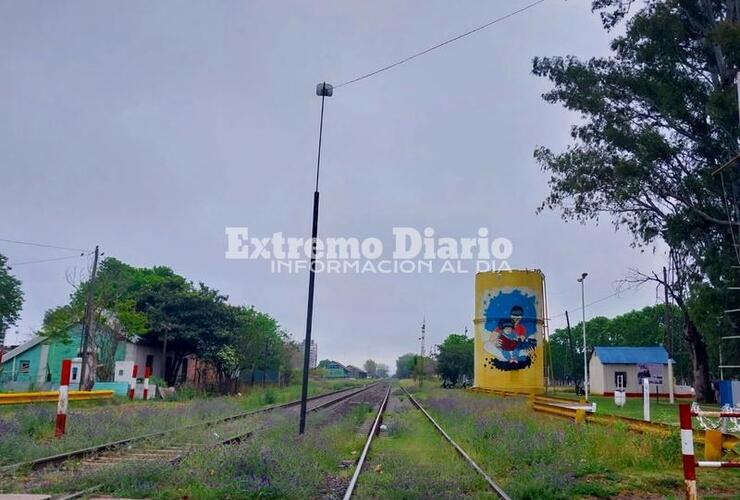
[[0, 326, 126, 390], [318, 359, 348, 378]]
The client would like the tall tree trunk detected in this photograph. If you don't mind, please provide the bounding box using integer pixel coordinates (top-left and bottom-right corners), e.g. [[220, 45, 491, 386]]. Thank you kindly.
[[161, 331, 168, 383], [682, 309, 716, 403]]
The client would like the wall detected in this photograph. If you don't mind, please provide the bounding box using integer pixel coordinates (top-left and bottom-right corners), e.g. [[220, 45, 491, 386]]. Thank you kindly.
[[591, 358, 673, 395], [1, 342, 43, 385], [126, 343, 164, 379], [589, 356, 605, 395], [474, 270, 545, 394], [47, 334, 82, 385]]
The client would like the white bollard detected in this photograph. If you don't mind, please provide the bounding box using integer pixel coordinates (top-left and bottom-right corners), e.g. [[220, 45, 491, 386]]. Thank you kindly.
[[128, 364, 138, 400], [55, 359, 72, 437], [143, 366, 151, 400], [643, 378, 651, 422]]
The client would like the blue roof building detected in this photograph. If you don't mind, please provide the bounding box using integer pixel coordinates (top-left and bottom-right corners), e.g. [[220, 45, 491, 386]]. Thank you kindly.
[[592, 346, 669, 365], [589, 345, 672, 396]]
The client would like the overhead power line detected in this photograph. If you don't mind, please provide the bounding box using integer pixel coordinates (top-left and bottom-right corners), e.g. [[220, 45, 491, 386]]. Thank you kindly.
[[0, 238, 88, 253], [547, 281, 646, 321], [334, 0, 547, 89], [9, 253, 88, 266]]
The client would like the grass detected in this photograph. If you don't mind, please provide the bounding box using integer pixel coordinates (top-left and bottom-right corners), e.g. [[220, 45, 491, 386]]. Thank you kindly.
[[30, 388, 378, 499], [403, 382, 740, 499], [353, 388, 496, 499], [0, 378, 366, 466], [7, 380, 736, 498], [548, 389, 703, 425]]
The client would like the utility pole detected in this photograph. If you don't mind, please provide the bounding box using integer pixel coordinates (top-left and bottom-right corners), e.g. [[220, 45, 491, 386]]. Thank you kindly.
[[79, 245, 99, 391], [663, 267, 672, 357], [419, 318, 426, 387], [565, 311, 577, 387], [299, 82, 332, 435], [577, 273, 589, 400]]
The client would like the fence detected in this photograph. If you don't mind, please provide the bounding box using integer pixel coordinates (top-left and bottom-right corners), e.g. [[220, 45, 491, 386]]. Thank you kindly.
[[679, 403, 739, 500], [0, 390, 113, 405]]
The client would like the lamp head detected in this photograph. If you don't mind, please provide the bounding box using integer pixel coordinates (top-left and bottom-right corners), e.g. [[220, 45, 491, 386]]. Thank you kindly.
[[577, 272, 588, 282], [316, 82, 333, 97]]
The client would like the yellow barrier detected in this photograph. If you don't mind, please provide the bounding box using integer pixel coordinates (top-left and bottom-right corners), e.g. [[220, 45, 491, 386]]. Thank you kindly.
[[0, 390, 114, 405], [533, 398, 738, 452], [471, 388, 740, 453]]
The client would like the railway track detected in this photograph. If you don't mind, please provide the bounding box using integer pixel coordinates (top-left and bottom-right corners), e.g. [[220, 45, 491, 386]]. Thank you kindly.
[[1, 383, 378, 477], [342, 384, 510, 500], [27, 382, 384, 499]]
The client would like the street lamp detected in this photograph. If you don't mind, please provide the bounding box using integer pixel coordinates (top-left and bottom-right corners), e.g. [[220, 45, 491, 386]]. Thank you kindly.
[[577, 272, 588, 400], [298, 82, 333, 435]]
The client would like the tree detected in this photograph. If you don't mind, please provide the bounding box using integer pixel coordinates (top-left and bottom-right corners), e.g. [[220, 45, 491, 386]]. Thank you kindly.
[[376, 363, 389, 378], [549, 305, 691, 385], [435, 334, 474, 387], [41, 258, 149, 388], [411, 355, 436, 381], [41, 256, 293, 390], [532, 0, 740, 402], [363, 359, 378, 378], [0, 253, 23, 345], [230, 306, 289, 387], [395, 353, 416, 378]]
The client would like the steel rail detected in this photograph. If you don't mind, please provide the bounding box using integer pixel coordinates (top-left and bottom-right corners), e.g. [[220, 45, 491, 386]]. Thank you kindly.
[[401, 386, 511, 500], [1, 382, 378, 474], [342, 384, 392, 500], [55, 382, 384, 499]]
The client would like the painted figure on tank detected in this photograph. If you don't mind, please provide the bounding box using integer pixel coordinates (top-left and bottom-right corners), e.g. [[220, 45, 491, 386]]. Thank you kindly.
[[474, 270, 546, 394]]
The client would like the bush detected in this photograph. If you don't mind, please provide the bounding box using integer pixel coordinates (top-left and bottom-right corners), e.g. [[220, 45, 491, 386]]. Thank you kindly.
[[149, 375, 167, 388], [172, 385, 206, 401], [262, 388, 277, 405]]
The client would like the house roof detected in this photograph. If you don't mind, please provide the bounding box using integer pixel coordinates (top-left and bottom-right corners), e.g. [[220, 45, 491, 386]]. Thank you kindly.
[[593, 346, 669, 364], [0, 336, 45, 363], [320, 360, 346, 370]]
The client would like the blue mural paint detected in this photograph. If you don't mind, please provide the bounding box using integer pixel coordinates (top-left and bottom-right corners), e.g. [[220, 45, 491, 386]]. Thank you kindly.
[[482, 289, 539, 371]]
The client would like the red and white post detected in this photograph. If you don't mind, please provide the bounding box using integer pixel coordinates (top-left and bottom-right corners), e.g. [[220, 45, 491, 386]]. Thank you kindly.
[[143, 366, 151, 400], [128, 364, 138, 400], [679, 403, 697, 500], [55, 359, 72, 438]]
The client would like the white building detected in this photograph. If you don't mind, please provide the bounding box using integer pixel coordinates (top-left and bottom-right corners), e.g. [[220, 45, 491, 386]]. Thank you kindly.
[[302, 340, 318, 369], [589, 346, 674, 396]]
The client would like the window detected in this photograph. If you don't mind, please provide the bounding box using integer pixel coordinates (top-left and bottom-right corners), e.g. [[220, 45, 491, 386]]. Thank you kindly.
[[19, 360, 30, 373], [614, 371, 627, 389], [72, 367, 79, 381]]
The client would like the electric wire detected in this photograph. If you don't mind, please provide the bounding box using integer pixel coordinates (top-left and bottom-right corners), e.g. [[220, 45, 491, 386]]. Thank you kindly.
[[333, 0, 547, 89], [0, 238, 88, 253], [8, 253, 88, 267], [548, 281, 646, 321]]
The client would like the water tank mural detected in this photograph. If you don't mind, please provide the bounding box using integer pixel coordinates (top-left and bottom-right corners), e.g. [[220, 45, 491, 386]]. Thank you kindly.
[[474, 269, 546, 393]]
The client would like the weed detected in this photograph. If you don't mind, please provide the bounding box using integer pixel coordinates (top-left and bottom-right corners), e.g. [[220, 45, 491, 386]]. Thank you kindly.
[[262, 388, 277, 405]]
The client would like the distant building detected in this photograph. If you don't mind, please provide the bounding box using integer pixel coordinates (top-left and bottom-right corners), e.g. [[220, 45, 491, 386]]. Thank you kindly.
[[589, 346, 689, 397], [318, 359, 348, 378], [0, 326, 212, 391], [302, 340, 318, 369], [287, 340, 318, 371], [345, 365, 367, 379]]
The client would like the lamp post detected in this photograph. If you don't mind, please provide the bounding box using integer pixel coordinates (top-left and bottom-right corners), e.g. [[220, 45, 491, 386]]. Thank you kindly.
[[298, 82, 333, 435], [577, 272, 588, 400]]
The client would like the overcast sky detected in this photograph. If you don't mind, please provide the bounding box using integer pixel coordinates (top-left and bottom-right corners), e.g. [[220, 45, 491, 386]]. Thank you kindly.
[[0, 1, 668, 371]]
